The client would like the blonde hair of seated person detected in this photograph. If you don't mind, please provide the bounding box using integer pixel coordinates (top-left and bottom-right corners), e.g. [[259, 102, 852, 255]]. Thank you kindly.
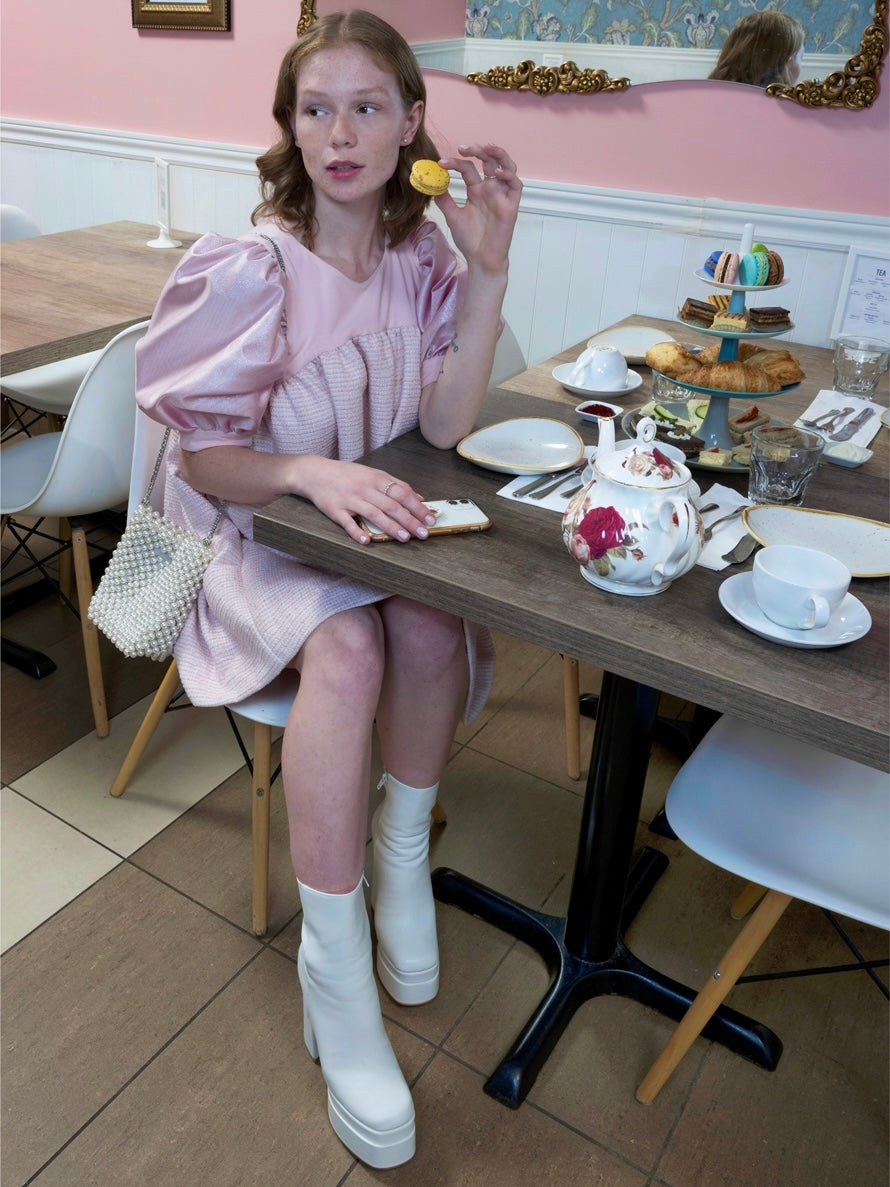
[[709, 11, 806, 89]]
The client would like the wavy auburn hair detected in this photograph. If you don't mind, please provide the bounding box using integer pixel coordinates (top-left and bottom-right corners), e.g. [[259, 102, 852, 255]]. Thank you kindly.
[[709, 12, 805, 88], [252, 9, 439, 249]]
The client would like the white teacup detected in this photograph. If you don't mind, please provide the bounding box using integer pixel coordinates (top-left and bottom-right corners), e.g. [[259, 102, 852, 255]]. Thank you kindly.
[[568, 345, 629, 391], [752, 545, 850, 630]]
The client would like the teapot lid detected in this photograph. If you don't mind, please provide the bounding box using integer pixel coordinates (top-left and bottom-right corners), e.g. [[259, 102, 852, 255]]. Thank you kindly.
[[596, 444, 691, 487]]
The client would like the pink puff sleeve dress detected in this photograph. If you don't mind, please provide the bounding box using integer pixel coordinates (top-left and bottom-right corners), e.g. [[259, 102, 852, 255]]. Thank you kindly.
[[135, 221, 494, 718]]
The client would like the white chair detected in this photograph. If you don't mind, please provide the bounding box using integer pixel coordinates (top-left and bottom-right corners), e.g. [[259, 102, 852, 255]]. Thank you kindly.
[[1, 208, 101, 440], [1, 322, 149, 736], [636, 714, 890, 1103], [0, 204, 41, 242]]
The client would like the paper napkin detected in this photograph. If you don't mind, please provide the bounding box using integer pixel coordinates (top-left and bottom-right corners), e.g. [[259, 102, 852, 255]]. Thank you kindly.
[[695, 485, 753, 571], [497, 447, 594, 514], [794, 390, 883, 448]]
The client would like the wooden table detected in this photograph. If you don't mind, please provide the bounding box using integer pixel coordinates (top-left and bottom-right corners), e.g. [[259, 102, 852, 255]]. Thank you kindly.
[[1, 220, 198, 375], [252, 318, 889, 1107]]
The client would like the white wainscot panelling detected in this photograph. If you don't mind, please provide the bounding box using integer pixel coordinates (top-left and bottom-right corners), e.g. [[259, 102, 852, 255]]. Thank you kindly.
[[3, 120, 887, 366]]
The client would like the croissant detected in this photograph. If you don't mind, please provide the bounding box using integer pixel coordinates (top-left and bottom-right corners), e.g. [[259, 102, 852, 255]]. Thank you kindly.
[[645, 341, 701, 377]]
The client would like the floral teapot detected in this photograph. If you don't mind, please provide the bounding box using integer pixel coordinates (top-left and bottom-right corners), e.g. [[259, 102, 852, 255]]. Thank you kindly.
[[562, 414, 703, 596]]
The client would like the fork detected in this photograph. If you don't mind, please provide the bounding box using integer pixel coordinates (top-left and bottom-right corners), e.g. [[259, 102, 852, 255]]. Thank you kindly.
[[703, 507, 744, 541], [800, 407, 854, 432]]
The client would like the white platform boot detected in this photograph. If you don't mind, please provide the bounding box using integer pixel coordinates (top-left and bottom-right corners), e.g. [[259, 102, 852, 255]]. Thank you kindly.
[[297, 879, 415, 1168], [370, 773, 440, 1005]]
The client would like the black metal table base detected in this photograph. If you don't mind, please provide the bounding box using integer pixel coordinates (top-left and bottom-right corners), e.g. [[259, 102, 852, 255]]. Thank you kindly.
[[433, 671, 781, 1109], [1, 636, 57, 678]]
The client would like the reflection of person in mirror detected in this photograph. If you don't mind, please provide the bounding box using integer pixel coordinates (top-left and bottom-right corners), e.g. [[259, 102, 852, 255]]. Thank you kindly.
[[136, 9, 521, 1170], [709, 11, 806, 88]]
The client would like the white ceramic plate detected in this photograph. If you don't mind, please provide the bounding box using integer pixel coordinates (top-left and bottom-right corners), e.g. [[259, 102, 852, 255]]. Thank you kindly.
[[552, 364, 643, 399], [719, 573, 872, 648], [694, 268, 790, 293], [585, 326, 676, 364], [574, 399, 623, 423], [742, 505, 890, 578], [456, 417, 585, 476]]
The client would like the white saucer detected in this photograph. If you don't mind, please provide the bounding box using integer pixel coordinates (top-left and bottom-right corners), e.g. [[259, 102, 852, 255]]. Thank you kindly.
[[718, 572, 872, 648], [552, 364, 643, 399]]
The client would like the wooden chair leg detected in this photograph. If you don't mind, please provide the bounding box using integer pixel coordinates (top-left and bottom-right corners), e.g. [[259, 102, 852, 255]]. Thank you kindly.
[[563, 655, 581, 780], [110, 659, 181, 796], [251, 721, 272, 937], [731, 881, 768, 920], [71, 523, 108, 738], [636, 889, 792, 1104], [58, 516, 73, 601]]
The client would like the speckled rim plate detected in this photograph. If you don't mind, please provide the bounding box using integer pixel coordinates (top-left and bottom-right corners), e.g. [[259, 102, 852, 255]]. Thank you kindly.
[[456, 417, 585, 476], [742, 505, 890, 578], [676, 317, 795, 338], [585, 325, 676, 364]]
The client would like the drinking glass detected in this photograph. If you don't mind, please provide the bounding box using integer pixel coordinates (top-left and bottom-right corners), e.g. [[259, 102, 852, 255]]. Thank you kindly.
[[832, 335, 890, 396], [748, 425, 824, 506]]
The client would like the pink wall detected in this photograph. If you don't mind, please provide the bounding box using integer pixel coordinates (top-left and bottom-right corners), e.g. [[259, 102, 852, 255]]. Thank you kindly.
[[1, 0, 887, 216]]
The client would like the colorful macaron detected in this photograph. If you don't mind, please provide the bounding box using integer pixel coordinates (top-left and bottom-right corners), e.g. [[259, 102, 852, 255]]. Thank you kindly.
[[703, 250, 722, 278], [739, 251, 769, 286], [409, 159, 450, 196], [714, 251, 740, 284], [764, 250, 784, 285]]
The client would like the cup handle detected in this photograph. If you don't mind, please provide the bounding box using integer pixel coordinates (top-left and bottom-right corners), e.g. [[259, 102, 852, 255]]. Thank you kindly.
[[809, 595, 832, 629], [654, 498, 696, 584]]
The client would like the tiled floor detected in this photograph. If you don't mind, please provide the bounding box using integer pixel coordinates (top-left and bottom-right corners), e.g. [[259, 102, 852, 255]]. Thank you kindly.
[[2, 586, 888, 1185]]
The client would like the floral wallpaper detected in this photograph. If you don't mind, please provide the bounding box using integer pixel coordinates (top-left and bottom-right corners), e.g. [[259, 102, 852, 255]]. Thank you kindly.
[[464, 2, 867, 55]]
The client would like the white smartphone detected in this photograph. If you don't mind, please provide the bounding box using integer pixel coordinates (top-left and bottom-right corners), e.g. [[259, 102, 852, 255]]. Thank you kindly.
[[358, 498, 491, 542]]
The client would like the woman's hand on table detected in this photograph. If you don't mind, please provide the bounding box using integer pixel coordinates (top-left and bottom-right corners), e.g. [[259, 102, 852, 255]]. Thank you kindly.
[[309, 459, 437, 545]]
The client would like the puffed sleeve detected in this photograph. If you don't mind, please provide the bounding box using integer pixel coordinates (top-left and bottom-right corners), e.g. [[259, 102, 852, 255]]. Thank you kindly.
[[411, 222, 469, 389], [136, 234, 289, 451]]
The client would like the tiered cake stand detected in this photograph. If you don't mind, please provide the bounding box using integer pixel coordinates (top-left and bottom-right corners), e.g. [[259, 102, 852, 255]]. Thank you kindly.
[[652, 269, 800, 457]]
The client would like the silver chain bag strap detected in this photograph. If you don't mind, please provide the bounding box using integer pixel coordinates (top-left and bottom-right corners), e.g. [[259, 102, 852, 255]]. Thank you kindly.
[[88, 428, 225, 662]]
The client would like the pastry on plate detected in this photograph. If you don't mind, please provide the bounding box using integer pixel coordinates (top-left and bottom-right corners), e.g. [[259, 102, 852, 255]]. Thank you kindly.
[[706, 293, 731, 311], [749, 306, 792, 330], [728, 404, 771, 439], [678, 297, 716, 327], [645, 341, 701, 377], [764, 250, 784, 285], [696, 447, 734, 467], [712, 311, 748, 332], [409, 160, 450, 196]]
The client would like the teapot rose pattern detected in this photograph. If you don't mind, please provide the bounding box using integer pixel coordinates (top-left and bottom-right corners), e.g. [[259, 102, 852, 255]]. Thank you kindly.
[[562, 440, 702, 596]]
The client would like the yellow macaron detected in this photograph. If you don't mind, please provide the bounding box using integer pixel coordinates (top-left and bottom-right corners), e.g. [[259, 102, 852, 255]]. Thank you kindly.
[[409, 160, 450, 197]]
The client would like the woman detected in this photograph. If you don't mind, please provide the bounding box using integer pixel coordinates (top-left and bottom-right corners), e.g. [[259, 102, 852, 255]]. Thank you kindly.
[[136, 10, 520, 1168], [709, 11, 805, 88]]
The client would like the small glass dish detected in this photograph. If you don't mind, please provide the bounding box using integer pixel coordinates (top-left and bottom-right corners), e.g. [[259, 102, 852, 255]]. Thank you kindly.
[[574, 399, 623, 423], [822, 443, 873, 468]]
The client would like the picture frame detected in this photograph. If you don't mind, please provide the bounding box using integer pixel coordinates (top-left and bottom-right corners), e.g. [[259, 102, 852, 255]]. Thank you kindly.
[[132, 1, 230, 33], [830, 248, 890, 342]]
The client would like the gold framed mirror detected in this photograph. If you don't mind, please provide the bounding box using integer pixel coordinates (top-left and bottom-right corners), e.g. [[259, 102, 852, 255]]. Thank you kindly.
[[296, 1, 887, 110]]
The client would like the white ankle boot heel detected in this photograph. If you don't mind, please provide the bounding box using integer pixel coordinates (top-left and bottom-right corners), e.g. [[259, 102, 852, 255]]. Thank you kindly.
[[297, 880, 415, 1169], [371, 774, 440, 1005]]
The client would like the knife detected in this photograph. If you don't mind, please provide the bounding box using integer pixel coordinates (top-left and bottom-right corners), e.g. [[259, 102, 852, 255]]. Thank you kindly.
[[529, 467, 586, 500], [829, 407, 875, 442], [513, 463, 583, 498], [513, 469, 569, 497]]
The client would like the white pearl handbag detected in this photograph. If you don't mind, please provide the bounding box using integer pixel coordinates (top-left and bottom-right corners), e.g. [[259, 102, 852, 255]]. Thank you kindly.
[[88, 428, 225, 662]]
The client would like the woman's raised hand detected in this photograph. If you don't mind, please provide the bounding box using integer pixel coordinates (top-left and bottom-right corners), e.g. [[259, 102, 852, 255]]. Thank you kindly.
[[435, 143, 521, 277]]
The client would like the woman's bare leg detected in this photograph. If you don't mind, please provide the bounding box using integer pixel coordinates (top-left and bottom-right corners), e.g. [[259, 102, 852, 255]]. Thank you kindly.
[[374, 596, 468, 783], [281, 605, 385, 893]]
